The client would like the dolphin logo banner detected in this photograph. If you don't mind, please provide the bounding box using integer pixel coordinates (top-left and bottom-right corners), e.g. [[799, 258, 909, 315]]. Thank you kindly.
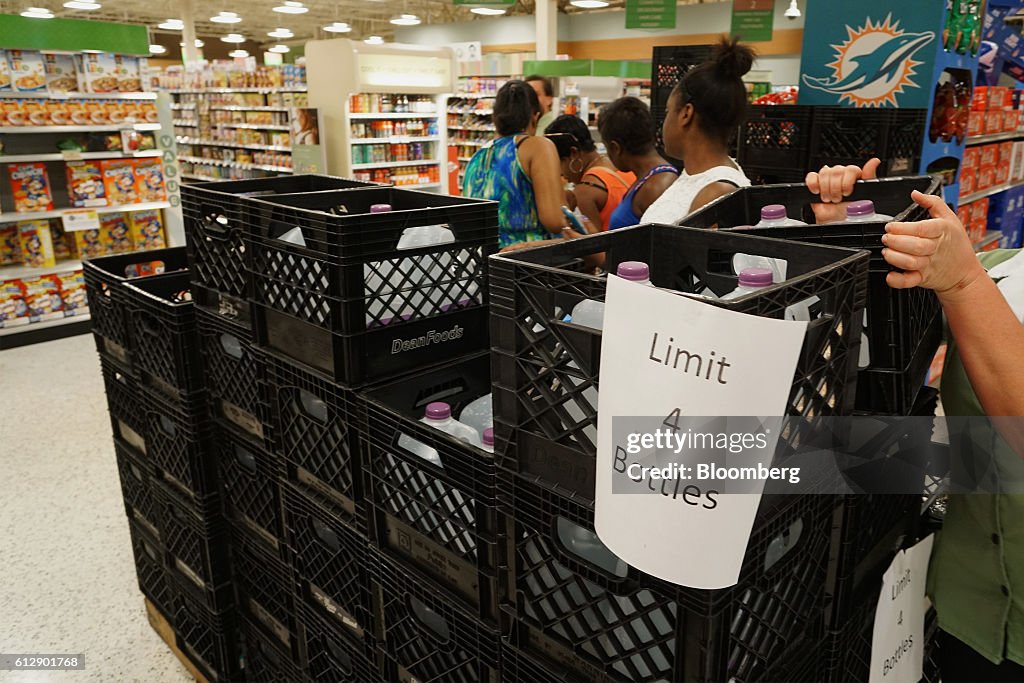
[[799, 10, 938, 108]]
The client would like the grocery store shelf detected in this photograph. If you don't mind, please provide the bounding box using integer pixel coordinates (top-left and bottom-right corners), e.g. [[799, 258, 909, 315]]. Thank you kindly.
[[398, 182, 441, 190], [181, 172, 221, 181], [215, 122, 290, 131], [966, 131, 1024, 146], [351, 159, 439, 170], [447, 125, 496, 132], [211, 106, 290, 112], [0, 201, 171, 223], [0, 259, 83, 281], [0, 312, 91, 347], [450, 93, 497, 100], [352, 136, 439, 144], [170, 103, 195, 110], [165, 87, 306, 94], [348, 112, 439, 120], [0, 150, 162, 163], [176, 137, 291, 152], [0, 123, 161, 134], [447, 109, 494, 116], [173, 119, 198, 126], [975, 231, 1003, 252], [179, 156, 292, 173], [960, 179, 1024, 204], [458, 156, 474, 162], [450, 140, 487, 147], [0, 91, 156, 100]]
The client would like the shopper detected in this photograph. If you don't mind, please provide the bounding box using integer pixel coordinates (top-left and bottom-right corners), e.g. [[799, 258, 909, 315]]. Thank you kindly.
[[640, 36, 753, 225], [462, 80, 573, 249], [598, 97, 679, 230], [525, 75, 556, 135], [545, 115, 636, 232]]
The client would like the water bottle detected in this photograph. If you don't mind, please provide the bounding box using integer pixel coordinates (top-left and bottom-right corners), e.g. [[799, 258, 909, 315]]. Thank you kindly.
[[754, 204, 806, 228], [421, 401, 482, 447], [481, 427, 494, 454], [458, 393, 492, 440], [836, 200, 893, 368], [569, 261, 653, 331], [277, 226, 306, 246], [720, 267, 774, 300], [733, 204, 803, 283]]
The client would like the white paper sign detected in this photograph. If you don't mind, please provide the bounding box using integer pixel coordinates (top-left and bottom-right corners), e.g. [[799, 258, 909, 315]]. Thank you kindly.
[[61, 209, 101, 233], [594, 276, 808, 588], [869, 534, 935, 683]]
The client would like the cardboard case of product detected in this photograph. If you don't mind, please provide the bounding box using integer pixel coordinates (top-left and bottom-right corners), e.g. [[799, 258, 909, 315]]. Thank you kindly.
[[8, 163, 54, 212], [43, 53, 80, 93], [81, 52, 119, 93], [133, 158, 166, 203], [8, 49, 46, 92], [128, 209, 165, 250], [100, 159, 139, 206], [17, 220, 56, 268]]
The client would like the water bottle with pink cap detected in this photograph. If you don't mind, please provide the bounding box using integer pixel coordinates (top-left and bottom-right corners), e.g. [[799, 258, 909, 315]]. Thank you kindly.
[[420, 401, 481, 447], [570, 261, 654, 331], [721, 267, 774, 300], [842, 199, 894, 223]]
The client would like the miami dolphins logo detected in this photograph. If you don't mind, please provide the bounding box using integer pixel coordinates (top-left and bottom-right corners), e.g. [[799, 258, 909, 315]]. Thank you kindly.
[[802, 14, 935, 107]]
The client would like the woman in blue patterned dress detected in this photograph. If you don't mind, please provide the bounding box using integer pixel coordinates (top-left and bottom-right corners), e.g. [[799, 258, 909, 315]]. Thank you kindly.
[[462, 80, 574, 249]]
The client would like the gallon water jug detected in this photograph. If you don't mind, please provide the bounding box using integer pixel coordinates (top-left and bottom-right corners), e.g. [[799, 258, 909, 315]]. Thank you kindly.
[[721, 267, 774, 300], [733, 204, 803, 283], [458, 393, 493, 441], [421, 401, 481, 447], [481, 427, 494, 454], [838, 200, 894, 368]]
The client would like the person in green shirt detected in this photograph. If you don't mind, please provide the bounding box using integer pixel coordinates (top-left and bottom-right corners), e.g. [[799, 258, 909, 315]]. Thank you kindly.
[[526, 75, 556, 136]]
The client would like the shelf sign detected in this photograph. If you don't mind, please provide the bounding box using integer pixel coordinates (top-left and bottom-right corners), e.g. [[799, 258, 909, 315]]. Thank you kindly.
[[0, 15, 149, 55], [730, 0, 774, 42], [357, 53, 452, 90], [61, 209, 100, 233], [625, 0, 676, 29]]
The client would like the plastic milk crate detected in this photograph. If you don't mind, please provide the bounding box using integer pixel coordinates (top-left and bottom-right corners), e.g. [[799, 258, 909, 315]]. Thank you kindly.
[[83, 247, 189, 371], [182, 174, 382, 325], [230, 526, 299, 659], [684, 175, 944, 415], [216, 426, 285, 552], [499, 474, 836, 683], [489, 224, 869, 503], [102, 357, 148, 459], [238, 616, 304, 683], [737, 104, 814, 175], [171, 588, 243, 682], [297, 595, 385, 683], [128, 517, 177, 620], [807, 108, 927, 177], [115, 438, 163, 541], [143, 387, 217, 502], [244, 187, 498, 386], [358, 351, 503, 625]]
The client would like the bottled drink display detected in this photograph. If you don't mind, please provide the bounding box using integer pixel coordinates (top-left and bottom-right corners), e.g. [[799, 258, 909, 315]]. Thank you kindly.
[[459, 393, 493, 441]]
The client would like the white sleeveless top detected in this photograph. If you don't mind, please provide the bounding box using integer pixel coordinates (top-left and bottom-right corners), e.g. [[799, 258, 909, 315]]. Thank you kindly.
[[640, 160, 750, 225]]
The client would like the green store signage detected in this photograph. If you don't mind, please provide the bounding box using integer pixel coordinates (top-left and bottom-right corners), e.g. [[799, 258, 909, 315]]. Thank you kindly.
[[626, 0, 676, 30], [730, 0, 774, 43], [0, 14, 149, 55]]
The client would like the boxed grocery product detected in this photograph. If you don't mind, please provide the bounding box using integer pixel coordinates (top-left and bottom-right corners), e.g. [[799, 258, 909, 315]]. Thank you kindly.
[[0, 280, 28, 326], [986, 111, 1004, 134], [981, 144, 999, 167], [979, 164, 997, 190], [101, 212, 132, 254], [128, 209, 165, 249], [115, 55, 142, 92], [43, 53, 80, 93], [58, 269, 88, 315], [73, 229, 108, 258], [999, 141, 1016, 167], [969, 217, 988, 243], [22, 99, 49, 126], [972, 86, 990, 111], [0, 225, 21, 265], [106, 100, 126, 125], [141, 100, 158, 123], [88, 98, 110, 125], [66, 160, 107, 207], [49, 220, 74, 261], [972, 197, 990, 224], [967, 112, 985, 137], [8, 163, 54, 212], [0, 98, 23, 125], [956, 204, 971, 227], [8, 49, 46, 92], [101, 159, 139, 206], [46, 99, 71, 125], [0, 49, 11, 91], [21, 275, 63, 321], [17, 219, 55, 268], [1005, 109, 1021, 133], [960, 169, 977, 198], [1014, 142, 1024, 182], [81, 52, 119, 93], [133, 158, 166, 202], [997, 162, 1012, 186], [962, 146, 981, 174], [66, 99, 91, 126]]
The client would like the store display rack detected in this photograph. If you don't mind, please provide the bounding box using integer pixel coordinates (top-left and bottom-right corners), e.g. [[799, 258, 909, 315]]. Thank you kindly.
[[346, 93, 444, 189], [447, 77, 506, 191]]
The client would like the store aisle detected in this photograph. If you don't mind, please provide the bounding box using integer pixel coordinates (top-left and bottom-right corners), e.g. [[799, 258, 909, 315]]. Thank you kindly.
[[0, 335, 190, 683]]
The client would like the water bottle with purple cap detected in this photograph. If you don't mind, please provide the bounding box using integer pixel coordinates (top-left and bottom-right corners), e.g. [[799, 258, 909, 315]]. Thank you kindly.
[[721, 267, 774, 300], [835, 200, 892, 368]]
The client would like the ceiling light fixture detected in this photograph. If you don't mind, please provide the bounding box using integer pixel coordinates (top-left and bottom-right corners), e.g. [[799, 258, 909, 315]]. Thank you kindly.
[[273, 1, 307, 14], [269, 44, 291, 53], [364, 35, 384, 44], [221, 33, 245, 43], [210, 11, 241, 23], [229, 49, 250, 58], [179, 39, 205, 47], [267, 27, 294, 38], [149, 43, 167, 54], [21, 6, 55, 18], [323, 21, 351, 32], [470, 6, 506, 14], [390, 13, 421, 25], [569, 0, 609, 8], [784, 0, 801, 19], [158, 18, 184, 30], [63, 0, 101, 9]]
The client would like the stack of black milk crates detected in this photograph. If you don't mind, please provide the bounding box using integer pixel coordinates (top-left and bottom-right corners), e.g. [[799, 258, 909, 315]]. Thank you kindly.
[[488, 224, 872, 681]]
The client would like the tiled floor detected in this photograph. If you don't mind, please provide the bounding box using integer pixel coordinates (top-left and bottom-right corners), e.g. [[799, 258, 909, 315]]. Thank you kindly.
[[0, 334, 190, 682]]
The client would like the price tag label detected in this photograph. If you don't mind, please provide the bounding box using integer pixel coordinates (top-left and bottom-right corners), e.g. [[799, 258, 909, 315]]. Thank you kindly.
[[61, 209, 101, 232], [60, 150, 83, 161]]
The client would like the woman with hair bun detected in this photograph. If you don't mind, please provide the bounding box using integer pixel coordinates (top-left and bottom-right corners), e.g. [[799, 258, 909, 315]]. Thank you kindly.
[[640, 35, 755, 225]]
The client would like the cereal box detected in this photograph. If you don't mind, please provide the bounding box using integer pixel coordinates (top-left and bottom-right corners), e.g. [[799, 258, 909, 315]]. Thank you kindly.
[[0, 225, 21, 265], [50, 220, 74, 261], [88, 98, 110, 125], [115, 55, 143, 92], [8, 163, 54, 213], [101, 212, 132, 254], [17, 220, 55, 268], [81, 52, 119, 93], [980, 144, 999, 167], [0, 49, 11, 92], [133, 158, 166, 203], [0, 280, 28, 326], [67, 99, 91, 126], [22, 275, 63, 321], [0, 99, 23, 126], [46, 99, 71, 125], [43, 52, 80, 93], [22, 99, 49, 126], [8, 49, 46, 92], [101, 160, 139, 206], [129, 209, 165, 250], [66, 160, 107, 207], [58, 270, 88, 315], [74, 229, 107, 258]]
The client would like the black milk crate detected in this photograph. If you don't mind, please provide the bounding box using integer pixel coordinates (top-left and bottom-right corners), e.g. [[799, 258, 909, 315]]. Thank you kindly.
[[124, 271, 202, 400], [359, 352, 502, 625], [144, 388, 217, 502], [115, 438, 162, 540], [239, 617, 304, 683], [266, 355, 362, 518], [489, 223, 868, 501], [651, 45, 714, 163], [156, 480, 234, 612], [298, 597, 385, 683], [217, 426, 284, 552], [500, 475, 836, 683], [230, 528, 298, 657], [743, 166, 808, 187], [245, 187, 497, 386], [128, 517, 176, 619], [102, 357, 148, 456], [182, 174, 381, 325], [808, 108, 927, 178], [371, 551, 501, 683], [282, 482, 374, 639], [685, 175, 944, 414], [197, 308, 270, 445], [737, 104, 814, 172], [172, 588, 243, 682], [83, 247, 189, 370]]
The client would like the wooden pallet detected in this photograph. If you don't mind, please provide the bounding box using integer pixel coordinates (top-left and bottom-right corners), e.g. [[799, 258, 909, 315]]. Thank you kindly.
[[144, 598, 210, 683]]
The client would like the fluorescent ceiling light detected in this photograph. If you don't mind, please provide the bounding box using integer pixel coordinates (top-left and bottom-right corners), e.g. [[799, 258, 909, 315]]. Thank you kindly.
[[63, 0, 101, 9], [210, 11, 241, 23], [179, 39, 206, 47], [273, 1, 307, 14], [229, 49, 249, 58], [470, 6, 506, 14], [158, 18, 184, 30], [269, 44, 290, 53], [390, 13, 421, 25], [21, 6, 54, 18], [364, 35, 384, 44], [221, 33, 246, 43], [323, 21, 351, 32], [149, 44, 167, 54], [267, 27, 294, 38], [570, 0, 609, 7]]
